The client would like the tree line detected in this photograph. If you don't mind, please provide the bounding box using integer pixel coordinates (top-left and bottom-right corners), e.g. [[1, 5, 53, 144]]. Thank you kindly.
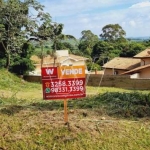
[[0, 0, 150, 75]]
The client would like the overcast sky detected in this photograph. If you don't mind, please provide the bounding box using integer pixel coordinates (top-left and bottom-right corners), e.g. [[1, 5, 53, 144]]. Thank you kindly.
[[37, 0, 150, 39]]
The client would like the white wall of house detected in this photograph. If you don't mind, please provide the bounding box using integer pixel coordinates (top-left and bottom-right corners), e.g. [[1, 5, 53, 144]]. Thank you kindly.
[[130, 73, 140, 78], [56, 50, 69, 57], [61, 59, 74, 66], [61, 59, 86, 66]]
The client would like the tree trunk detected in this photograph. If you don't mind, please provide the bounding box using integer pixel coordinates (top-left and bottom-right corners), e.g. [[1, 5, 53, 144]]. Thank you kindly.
[[6, 52, 10, 70], [53, 57, 56, 67], [1, 42, 10, 70], [40, 42, 44, 68]]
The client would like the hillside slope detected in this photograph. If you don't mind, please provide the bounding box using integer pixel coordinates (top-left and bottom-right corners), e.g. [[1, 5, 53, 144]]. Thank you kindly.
[[0, 69, 42, 99], [0, 69, 23, 89]]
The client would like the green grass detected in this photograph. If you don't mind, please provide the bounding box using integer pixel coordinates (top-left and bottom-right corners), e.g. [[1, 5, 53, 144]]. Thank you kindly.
[[0, 69, 150, 150]]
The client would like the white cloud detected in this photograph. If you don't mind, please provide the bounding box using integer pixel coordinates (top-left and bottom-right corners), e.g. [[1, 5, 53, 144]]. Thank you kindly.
[[130, 1, 150, 8], [38, 0, 150, 38]]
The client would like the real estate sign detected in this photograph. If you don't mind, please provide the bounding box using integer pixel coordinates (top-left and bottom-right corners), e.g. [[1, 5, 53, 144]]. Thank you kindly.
[[41, 66, 86, 100]]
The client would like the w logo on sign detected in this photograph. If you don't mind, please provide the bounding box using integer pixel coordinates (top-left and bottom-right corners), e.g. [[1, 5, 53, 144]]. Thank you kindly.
[[41, 67, 58, 79], [46, 69, 54, 75]]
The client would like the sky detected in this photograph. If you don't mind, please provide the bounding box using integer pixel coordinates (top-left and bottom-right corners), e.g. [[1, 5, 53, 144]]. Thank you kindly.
[[37, 0, 150, 39]]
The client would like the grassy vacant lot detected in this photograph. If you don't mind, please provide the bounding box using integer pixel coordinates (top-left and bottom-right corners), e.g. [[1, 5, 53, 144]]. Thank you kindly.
[[0, 69, 150, 150]]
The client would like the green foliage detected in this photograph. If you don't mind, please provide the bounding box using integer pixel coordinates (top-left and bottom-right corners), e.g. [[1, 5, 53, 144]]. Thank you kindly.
[[143, 39, 150, 47], [46, 49, 51, 55], [36, 50, 47, 59], [80, 30, 99, 43], [62, 42, 77, 52], [100, 24, 126, 42], [9, 42, 35, 75], [95, 92, 150, 118], [78, 41, 92, 56], [120, 41, 146, 57], [49, 23, 64, 51], [0, 68, 24, 89], [0, 0, 49, 70], [51, 32, 77, 54], [79, 30, 99, 57], [0, 68, 40, 92], [0, 58, 6, 68], [87, 62, 101, 71], [92, 41, 113, 59], [71, 49, 84, 56]]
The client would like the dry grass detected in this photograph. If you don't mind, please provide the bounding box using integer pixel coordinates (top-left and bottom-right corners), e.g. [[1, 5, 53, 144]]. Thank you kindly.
[[0, 69, 150, 149], [0, 108, 150, 150]]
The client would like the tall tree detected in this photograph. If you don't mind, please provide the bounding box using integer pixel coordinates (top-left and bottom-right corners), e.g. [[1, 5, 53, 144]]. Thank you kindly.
[[29, 12, 52, 67], [0, 0, 46, 71], [50, 23, 76, 52], [50, 24, 77, 66], [100, 24, 126, 42], [50, 23, 63, 52], [79, 30, 99, 57]]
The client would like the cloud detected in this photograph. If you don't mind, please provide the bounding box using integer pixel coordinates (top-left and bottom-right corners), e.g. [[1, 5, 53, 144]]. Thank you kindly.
[[42, 0, 129, 17], [38, 0, 150, 38], [130, 1, 150, 8]]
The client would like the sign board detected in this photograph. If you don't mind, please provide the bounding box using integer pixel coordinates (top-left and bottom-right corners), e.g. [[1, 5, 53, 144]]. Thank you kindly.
[[42, 78, 86, 99], [41, 65, 86, 100]]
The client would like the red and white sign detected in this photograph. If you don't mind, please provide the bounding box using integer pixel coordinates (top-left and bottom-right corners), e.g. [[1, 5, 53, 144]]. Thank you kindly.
[[41, 67, 58, 79], [41, 65, 86, 100], [42, 78, 86, 99]]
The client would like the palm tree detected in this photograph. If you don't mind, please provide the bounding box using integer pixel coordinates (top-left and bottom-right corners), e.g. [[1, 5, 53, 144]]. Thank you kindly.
[[50, 23, 76, 66]]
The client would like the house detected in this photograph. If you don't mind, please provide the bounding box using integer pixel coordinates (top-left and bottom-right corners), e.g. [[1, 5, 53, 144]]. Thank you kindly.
[[102, 57, 141, 75], [121, 48, 150, 78], [30, 50, 89, 75]]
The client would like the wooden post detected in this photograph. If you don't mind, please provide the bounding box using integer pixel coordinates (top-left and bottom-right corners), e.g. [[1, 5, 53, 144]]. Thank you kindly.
[[64, 99, 68, 124]]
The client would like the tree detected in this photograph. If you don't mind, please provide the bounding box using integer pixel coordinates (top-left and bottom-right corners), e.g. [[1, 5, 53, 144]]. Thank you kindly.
[[0, 0, 47, 71], [29, 12, 53, 67], [49, 24, 77, 66], [50, 23, 64, 52], [9, 42, 35, 75], [79, 30, 99, 57], [52, 42, 76, 52], [120, 42, 146, 57], [92, 41, 113, 58], [100, 24, 126, 42], [50, 24, 76, 52], [91, 41, 116, 66]]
